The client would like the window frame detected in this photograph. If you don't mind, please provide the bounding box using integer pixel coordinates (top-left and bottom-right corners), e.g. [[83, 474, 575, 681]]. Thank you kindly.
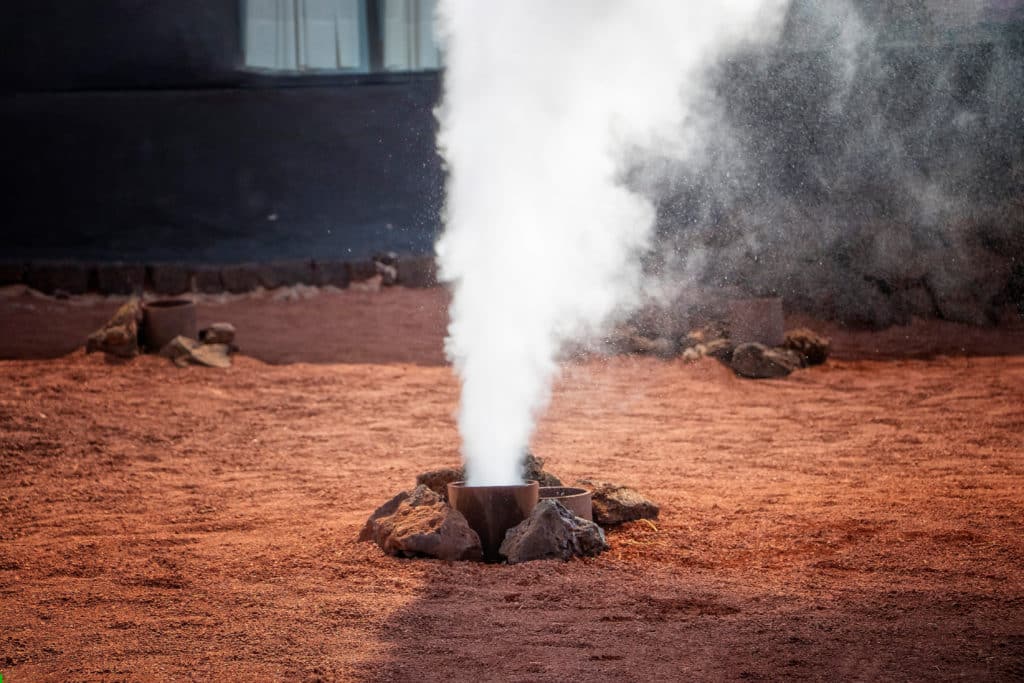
[[238, 0, 442, 86]]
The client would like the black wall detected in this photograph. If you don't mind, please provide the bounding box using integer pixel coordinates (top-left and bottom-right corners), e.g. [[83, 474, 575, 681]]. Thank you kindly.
[[0, 2, 241, 91], [1, 1, 444, 263]]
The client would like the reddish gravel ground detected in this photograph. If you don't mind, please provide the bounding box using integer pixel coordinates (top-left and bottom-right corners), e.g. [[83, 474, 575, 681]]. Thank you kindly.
[[1, 287, 1023, 681]]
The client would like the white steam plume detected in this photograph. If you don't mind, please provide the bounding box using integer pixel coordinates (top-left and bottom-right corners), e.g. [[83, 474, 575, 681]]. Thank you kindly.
[[434, 1, 787, 485]]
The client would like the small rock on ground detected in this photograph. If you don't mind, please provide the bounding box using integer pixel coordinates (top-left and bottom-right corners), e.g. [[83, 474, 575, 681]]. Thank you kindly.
[[579, 479, 660, 526], [190, 343, 232, 368], [199, 322, 236, 345], [729, 342, 802, 379], [499, 499, 608, 564], [159, 335, 232, 368], [523, 452, 563, 486], [782, 328, 830, 366]]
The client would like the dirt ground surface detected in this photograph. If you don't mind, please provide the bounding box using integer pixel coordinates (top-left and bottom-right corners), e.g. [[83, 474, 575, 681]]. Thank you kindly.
[[2, 287, 1024, 681]]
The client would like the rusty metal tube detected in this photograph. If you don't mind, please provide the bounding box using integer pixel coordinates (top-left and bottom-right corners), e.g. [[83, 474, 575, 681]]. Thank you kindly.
[[447, 481, 539, 563]]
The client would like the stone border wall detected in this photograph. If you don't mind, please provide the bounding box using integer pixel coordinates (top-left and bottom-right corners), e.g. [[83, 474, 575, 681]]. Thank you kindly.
[[0, 256, 438, 296]]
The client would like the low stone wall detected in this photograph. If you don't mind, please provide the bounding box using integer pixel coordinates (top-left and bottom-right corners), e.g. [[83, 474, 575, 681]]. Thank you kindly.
[[0, 256, 438, 296]]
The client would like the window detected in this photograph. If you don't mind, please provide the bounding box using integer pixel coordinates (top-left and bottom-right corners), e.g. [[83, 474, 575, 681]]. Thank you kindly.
[[243, 0, 440, 74], [381, 0, 440, 71]]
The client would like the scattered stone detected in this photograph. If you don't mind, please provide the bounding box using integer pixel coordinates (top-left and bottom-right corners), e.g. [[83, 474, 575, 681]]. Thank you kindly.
[[686, 321, 730, 345], [159, 336, 232, 368], [499, 499, 608, 564], [415, 467, 464, 500], [702, 338, 735, 362], [373, 252, 399, 267], [95, 263, 145, 295], [26, 262, 91, 295], [199, 322, 236, 345], [189, 343, 232, 369], [159, 335, 200, 367], [397, 256, 437, 288], [373, 252, 399, 286], [149, 264, 192, 295], [729, 342, 802, 379], [361, 485, 482, 561], [523, 452, 563, 486], [681, 346, 703, 363], [311, 260, 350, 288], [220, 264, 262, 293], [85, 298, 143, 358], [783, 328, 830, 366], [579, 479, 660, 526], [632, 335, 678, 358], [608, 325, 678, 358]]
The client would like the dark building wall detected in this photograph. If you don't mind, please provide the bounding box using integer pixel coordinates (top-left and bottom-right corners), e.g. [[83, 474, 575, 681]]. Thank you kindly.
[[1, 1, 444, 263], [1, 82, 443, 263], [0, 1, 242, 90]]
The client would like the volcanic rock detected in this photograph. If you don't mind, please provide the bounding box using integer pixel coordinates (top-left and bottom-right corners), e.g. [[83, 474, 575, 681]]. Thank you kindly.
[[361, 485, 482, 561], [579, 479, 660, 526], [681, 346, 702, 363], [159, 336, 232, 368], [358, 490, 411, 541], [499, 499, 608, 564], [523, 452, 563, 486], [85, 297, 143, 358], [160, 335, 200, 366], [199, 322, 236, 346], [415, 467, 463, 500], [373, 252, 399, 286], [609, 324, 678, 358], [729, 343, 802, 379], [702, 338, 735, 362], [783, 328, 830, 366], [189, 343, 232, 369]]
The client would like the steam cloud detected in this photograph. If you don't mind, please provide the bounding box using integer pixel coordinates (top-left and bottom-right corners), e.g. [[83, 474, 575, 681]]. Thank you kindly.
[[646, 0, 1024, 328], [434, 1, 789, 485]]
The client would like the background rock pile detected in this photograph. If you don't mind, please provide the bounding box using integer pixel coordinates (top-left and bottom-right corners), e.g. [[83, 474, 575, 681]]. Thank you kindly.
[[85, 297, 238, 368], [611, 313, 831, 380]]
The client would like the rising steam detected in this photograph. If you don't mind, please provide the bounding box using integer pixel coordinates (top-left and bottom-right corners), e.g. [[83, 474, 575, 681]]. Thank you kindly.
[[434, 1, 788, 485]]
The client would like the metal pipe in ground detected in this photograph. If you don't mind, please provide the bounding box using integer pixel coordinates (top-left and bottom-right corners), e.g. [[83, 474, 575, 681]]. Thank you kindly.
[[448, 481, 539, 563]]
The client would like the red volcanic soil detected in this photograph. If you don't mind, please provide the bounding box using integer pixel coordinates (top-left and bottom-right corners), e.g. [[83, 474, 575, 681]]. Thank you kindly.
[[1, 287, 1023, 681]]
